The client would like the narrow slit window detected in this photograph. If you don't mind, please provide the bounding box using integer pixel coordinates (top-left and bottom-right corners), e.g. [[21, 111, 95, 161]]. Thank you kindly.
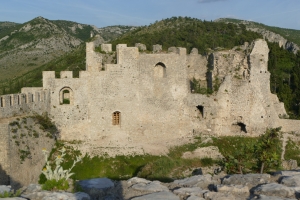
[[9, 96, 12, 106], [112, 111, 120, 125], [0, 97, 4, 107]]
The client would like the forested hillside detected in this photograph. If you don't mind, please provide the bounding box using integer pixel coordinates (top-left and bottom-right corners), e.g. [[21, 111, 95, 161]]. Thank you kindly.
[[268, 43, 300, 118], [216, 18, 300, 47], [112, 17, 262, 54]]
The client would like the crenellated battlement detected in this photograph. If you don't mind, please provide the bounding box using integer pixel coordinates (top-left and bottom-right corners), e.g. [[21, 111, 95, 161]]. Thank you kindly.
[[0, 89, 49, 118]]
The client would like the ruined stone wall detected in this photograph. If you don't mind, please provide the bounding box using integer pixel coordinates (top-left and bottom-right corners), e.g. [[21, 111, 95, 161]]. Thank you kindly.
[[40, 40, 300, 155], [187, 52, 207, 86], [207, 39, 289, 135], [2, 39, 300, 158], [41, 44, 200, 155]]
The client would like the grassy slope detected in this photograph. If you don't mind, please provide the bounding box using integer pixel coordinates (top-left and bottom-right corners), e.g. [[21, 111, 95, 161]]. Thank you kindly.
[[0, 44, 86, 94]]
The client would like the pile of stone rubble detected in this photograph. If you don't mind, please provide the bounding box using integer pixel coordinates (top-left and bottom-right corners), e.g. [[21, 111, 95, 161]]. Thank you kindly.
[[1, 170, 300, 200]]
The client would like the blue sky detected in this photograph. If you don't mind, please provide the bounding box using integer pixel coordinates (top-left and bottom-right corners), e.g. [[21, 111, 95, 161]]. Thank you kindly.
[[1, 0, 300, 30]]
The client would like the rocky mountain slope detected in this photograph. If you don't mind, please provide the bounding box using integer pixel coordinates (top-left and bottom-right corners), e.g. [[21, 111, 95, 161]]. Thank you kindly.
[[216, 18, 300, 54], [0, 17, 87, 81], [0, 17, 135, 82], [96, 25, 137, 42]]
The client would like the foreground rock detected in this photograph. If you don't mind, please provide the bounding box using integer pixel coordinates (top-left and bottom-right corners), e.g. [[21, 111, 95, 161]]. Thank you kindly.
[[3, 169, 300, 200], [131, 191, 180, 200]]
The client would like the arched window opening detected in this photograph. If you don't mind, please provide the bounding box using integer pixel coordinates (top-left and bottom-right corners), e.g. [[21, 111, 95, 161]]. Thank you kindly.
[[59, 87, 73, 105], [112, 111, 121, 125], [154, 62, 166, 78]]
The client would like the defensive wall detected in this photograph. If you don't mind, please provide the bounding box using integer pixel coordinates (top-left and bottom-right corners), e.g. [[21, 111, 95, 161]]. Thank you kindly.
[[0, 121, 9, 185], [0, 88, 50, 118], [3, 38, 300, 187], [1, 39, 300, 159]]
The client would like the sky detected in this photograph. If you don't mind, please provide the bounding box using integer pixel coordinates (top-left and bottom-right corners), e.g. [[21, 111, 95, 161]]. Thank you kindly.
[[1, 0, 300, 30]]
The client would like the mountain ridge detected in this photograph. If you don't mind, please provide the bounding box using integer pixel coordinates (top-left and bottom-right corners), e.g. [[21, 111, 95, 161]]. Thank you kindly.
[[215, 18, 300, 54]]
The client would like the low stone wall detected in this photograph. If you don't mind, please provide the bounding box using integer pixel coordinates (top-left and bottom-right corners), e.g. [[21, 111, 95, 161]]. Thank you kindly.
[[0, 89, 50, 119], [278, 119, 300, 133]]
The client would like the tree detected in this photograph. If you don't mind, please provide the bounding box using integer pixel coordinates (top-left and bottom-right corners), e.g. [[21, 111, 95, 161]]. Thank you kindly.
[[255, 127, 282, 173]]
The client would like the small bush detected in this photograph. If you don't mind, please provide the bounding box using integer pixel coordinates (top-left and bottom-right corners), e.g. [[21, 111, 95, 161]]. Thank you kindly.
[[9, 121, 19, 126], [42, 178, 69, 191], [284, 139, 300, 165], [0, 189, 22, 198]]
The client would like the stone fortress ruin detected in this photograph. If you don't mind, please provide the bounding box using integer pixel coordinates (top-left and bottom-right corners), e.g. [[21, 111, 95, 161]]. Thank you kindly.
[[1, 39, 300, 175]]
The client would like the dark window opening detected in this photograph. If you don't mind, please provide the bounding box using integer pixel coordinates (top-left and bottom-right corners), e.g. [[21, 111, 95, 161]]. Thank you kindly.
[[154, 62, 166, 78], [0, 97, 4, 107], [237, 122, 247, 133], [196, 105, 204, 118], [112, 111, 121, 125], [59, 87, 73, 105], [62, 90, 70, 104]]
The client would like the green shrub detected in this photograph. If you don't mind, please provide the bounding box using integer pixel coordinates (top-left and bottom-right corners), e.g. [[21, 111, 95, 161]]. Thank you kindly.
[[218, 128, 282, 174], [284, 139, 300, 166], [0, 189, 22, 198], [42, 178, 69, 191]]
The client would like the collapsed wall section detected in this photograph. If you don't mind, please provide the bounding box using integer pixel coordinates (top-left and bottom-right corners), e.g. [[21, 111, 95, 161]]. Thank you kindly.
[[203, 39, 288, 135]]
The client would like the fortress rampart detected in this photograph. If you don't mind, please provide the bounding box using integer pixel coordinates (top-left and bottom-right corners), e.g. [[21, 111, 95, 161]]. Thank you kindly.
[[0, 89, 50, 118], [1, 39, 300, 159]]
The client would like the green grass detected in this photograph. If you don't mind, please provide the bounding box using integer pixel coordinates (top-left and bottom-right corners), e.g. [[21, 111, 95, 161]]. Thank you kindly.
[[39, 131, 296, 184], [39, 136, 219, 183], [0, 189, 22, 198], [284, 139, 300, 165]]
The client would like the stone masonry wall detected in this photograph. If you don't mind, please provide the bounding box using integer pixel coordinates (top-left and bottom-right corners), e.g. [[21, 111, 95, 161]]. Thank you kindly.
[[2, 39, 300, 158], [0, 122, 9, 185], [0, 88, 50, 119], [7, 117, 55, 189], [39, 40, 300, 155]]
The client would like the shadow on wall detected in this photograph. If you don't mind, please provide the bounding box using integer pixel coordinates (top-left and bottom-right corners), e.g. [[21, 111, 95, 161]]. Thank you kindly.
[[0, 163, 9, 185], [0, 164, 23, 190]]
